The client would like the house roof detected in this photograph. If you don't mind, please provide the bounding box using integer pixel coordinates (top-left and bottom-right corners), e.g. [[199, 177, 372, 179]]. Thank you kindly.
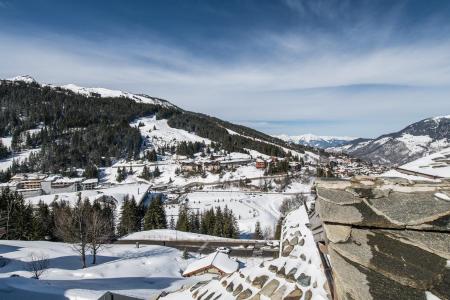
[[183, 251, 239, 276]]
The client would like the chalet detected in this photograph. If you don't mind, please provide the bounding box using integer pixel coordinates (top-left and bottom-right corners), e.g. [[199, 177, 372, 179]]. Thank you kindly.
[[11, 173, 47, 190], [255, 158, 266, 169], [182, 251, 239, 277], [181, 160, 202, 173], [81, 178, 99, 190], [203, 161, 221, 172], [219, 158, 251, 169]]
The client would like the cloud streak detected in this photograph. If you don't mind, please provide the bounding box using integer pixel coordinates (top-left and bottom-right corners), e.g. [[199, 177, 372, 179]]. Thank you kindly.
[[1, 1, 450, 137]]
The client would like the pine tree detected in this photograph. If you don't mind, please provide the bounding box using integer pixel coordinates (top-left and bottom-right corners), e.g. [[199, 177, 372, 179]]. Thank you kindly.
[[144, 195, 167, 230], [140, 165, 151, 180], [153, 166, 161, 177], [176, 205, 190, 232], [32, 201, 52, 240], [253, 221, 263, 240]]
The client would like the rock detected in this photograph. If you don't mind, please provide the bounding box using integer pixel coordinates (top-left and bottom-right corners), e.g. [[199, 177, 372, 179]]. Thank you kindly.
[[226, 282, 234, 293], [286, 267, 298, 283], [259, 262, 265, 268], [304, 290, 313, 300], [252, 275, 269, 288], [246, 276, 251, 283], [276, 266, 286, 278], [270, 285, 288, 300], [268, 264, 278, 273], [221, 280, 227, 287], [192, 290, 199, 298], [260, 279, 280, 297], [284, 287, 303, 300], [324, 224, 352, 243], [249, 293, 261, 300], [299, 253, 306, 261], [236, 288, 253, 300], [239, 272, 245, 278], [289, 236, 299, 245], [232, 283, 243, 296], [313, 281, 317, 288], [197, 290, 208, 300], [293, 230, 302, 237], [297, 273, 311, 287], [203, 292, 215, 300], [282, 245, 294, 256], [298, 238, 305, 246]]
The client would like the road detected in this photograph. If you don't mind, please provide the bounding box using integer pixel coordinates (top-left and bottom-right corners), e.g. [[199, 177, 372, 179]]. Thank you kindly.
[[114, 239, 279, 258]]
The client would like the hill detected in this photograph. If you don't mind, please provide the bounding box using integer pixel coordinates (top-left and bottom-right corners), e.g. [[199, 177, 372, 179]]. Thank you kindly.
[[330, 116, 450, 165]]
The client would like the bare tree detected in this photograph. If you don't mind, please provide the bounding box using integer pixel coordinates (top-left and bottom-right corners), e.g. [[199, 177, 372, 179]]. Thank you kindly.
[[263, 226, 273, 240], [279, 194, 306, 216], [25, 253, 50, 279], [87, 206, 112, 264], [54, 197, 91, 268]]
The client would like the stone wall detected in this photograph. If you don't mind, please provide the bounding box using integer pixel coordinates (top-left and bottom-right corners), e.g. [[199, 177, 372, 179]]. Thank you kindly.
[[314, 177, 450, 300]]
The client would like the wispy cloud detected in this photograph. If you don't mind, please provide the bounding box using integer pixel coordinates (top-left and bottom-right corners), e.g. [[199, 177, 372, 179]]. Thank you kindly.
[[1, 1, 450, 137]]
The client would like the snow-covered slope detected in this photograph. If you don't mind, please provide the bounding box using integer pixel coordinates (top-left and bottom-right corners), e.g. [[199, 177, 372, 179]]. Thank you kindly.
[[276, 133, 357, 149], [0, 240, 209, 299], [6, 75, 175, 107], [331, 116, 450, 165], [395, 147, 450, 178]]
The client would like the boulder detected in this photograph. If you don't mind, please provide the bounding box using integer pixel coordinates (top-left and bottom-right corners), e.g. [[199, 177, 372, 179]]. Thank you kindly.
[[286, 267, 298, 283], [236, 288, 253, 300], [304, 290, 312, 300], [260, 279, 280, 297], [299, 253, 306, 261], [289, 236, 299, 245], [226, 282, 234, 293], [276, 266, 286, 278], [270, 285, 287, 300], [268, 264, 278, 273], [252, 275, 269, 288], [232, 283, 243, 296], [297, 273, 311, 287], [284, 287, 303, 300], [282, 245, 294, 256], [298, 238, 305, 246]]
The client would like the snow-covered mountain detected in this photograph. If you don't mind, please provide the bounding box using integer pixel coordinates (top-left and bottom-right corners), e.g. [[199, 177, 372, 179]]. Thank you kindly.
[[332, 116, 450, 166], [276, 133, 357, 149], [7, 75, 175, 108]]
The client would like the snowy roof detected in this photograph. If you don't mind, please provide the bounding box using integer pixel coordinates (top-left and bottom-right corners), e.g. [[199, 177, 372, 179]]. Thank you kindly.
[[82, 178, 99, 184], [53, 177, 84, 184], [183, 251, 239, 276]]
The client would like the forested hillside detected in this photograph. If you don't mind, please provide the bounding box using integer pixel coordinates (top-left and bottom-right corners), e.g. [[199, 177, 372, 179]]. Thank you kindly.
[[0, 79, 312, 182]]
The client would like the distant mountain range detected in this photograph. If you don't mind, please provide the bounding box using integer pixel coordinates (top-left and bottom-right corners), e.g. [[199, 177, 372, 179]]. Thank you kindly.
[[330, 116, 450, 165], [276, 134, 357, 149], [278, 115, 450, 166]]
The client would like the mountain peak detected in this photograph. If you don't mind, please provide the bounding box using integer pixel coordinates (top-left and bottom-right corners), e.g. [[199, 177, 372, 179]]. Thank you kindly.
[[7, 75, 37, 83]]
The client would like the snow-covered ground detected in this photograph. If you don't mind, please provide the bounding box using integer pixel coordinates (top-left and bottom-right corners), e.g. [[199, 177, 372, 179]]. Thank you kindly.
[[398, 147, 450, 178], [122, 229, 237, 241], [26, 183, 150, 224], [0, 241, 210, 299], [165, 191, 288, 236], [131, 116, 211, 149], [0, 148, 40, 171]]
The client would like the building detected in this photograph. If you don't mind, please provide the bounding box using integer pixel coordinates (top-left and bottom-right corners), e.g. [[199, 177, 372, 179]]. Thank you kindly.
[[220, 158, 251, 169], [81, 178, 99, 190], [11, 173, 47, 190], [183, 251, 239, 277], [203, 161, 221, 173], [255, 158, 266, 169], [50, 177, 84, 193], [180, 161, 202, 173]]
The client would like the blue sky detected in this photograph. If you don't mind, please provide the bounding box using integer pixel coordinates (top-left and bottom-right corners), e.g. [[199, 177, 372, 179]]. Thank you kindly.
[[1, 0, 450, 138]]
